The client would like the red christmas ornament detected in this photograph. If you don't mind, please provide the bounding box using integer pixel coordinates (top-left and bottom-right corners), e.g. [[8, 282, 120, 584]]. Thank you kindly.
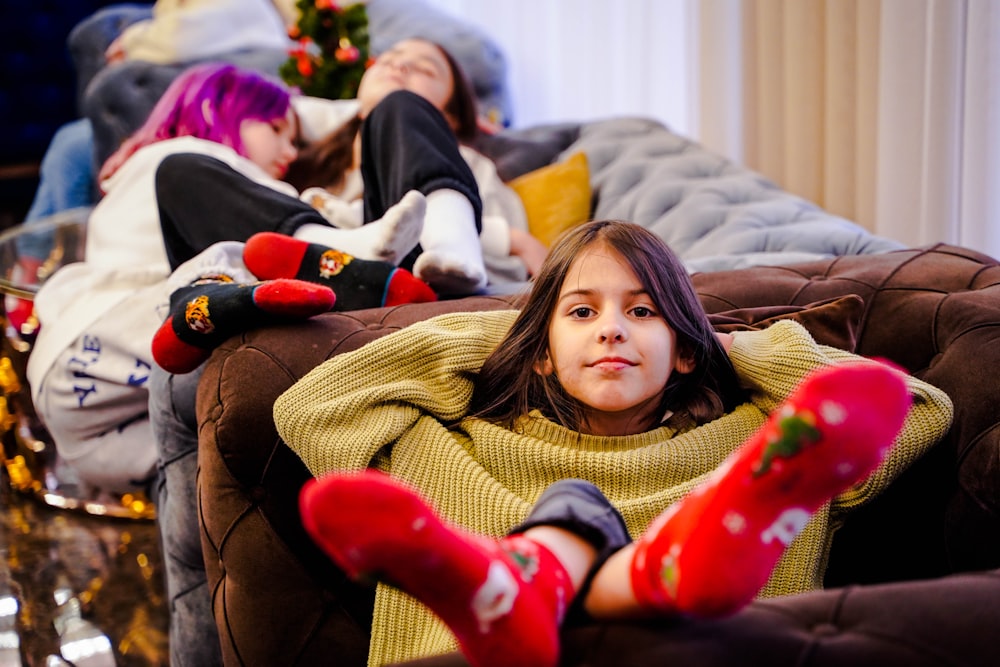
[[335, 41, 360, 64], [290, 38, 317, 77]]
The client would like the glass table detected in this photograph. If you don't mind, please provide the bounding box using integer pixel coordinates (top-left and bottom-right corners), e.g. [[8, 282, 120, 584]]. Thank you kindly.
[[0, 210, 154, 521]]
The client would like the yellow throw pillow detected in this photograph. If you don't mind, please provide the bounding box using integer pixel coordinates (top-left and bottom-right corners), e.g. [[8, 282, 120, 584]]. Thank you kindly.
[[509, 151, 591, 248]]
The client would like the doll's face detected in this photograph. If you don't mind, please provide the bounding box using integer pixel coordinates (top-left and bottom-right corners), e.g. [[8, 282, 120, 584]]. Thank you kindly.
[[357, 39, 454, 118], [239, 107, 298, 179], [536, 243, 694, 436]]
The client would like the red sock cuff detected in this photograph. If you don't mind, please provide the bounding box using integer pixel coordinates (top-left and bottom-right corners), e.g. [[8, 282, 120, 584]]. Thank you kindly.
[[151, 320, 212, 374], [384, 268, 438, 306], [500, 534, 576, 626]]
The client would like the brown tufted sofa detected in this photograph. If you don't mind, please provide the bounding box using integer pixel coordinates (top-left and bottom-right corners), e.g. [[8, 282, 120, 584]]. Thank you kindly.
[[197, 242, 1000, 666]]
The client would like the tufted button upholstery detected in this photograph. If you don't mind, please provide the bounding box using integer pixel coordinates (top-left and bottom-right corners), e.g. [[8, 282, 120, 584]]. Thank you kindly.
[[695, 243, 1000, 583], [198, 243, 1000, 666], [403, 569, 1000, 667]]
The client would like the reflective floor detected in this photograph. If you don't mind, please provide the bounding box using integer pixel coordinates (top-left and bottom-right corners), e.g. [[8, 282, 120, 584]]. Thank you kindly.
[[0, 214, 169, 665], [0, 485, 169, 666]]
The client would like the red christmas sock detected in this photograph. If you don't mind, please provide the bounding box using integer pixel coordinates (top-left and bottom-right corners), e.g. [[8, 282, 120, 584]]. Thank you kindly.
[[630, 361, 911, 618], [299, 470, 571, 667], [243, 232, 437, 311], [151, 278, 335, 374]]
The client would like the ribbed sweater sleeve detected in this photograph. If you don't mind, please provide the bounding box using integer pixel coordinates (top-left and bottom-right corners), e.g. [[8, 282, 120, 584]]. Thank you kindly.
[[273, 310, 519, 477]]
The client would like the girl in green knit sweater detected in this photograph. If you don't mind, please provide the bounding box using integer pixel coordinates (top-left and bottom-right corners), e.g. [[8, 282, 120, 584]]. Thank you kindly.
[[278, 220, 951, 667]]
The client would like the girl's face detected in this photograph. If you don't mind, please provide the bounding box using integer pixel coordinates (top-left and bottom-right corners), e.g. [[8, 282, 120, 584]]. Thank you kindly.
[[537, 243, 694, 436], [357, 39, 454, 118], [239, 107, 298, 179]]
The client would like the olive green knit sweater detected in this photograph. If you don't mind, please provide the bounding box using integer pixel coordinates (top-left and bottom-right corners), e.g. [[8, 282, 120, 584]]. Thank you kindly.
[[273, 312, 953, 666]]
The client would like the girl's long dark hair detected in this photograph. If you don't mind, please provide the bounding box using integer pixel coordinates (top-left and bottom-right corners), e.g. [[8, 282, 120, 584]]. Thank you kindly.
[[284, 39, 478, 192], [469, 220, 746, 433], [284, 114, 361, 193]]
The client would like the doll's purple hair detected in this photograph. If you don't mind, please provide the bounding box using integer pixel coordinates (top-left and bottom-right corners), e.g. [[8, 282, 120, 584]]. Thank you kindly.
[[100, 62, 292, 181]]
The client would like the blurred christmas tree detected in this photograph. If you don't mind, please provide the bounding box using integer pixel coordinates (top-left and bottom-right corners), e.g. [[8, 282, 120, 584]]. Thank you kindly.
[[281, 0, 371, 99]]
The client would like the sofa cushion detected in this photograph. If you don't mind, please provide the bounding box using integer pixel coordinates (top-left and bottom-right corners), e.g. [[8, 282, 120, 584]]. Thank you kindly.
[[708, 294, 864, 352], [399, 569, 1000, 667], [509, 151, 591, 248]]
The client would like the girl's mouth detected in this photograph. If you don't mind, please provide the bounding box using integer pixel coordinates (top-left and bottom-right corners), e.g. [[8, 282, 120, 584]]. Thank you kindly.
[[591, 357, 635, 371]]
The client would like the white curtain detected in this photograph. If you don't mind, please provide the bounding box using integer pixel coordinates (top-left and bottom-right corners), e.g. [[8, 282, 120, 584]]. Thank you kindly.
[[696, 0, 1000, 256], [426, 0, 1000, 257], [876, 0, 1000, 253], [422, 0, 696, 134]]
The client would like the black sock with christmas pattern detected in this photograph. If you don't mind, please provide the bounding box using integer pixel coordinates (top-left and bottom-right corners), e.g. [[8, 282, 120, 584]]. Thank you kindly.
[[243, 232, 437, 311], [152, 278, 335, 374]]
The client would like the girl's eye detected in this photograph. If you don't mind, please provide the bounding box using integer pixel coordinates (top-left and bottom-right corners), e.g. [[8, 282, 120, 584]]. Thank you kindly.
[[570, 306, 594, 318], [631, 306, 656, 318]]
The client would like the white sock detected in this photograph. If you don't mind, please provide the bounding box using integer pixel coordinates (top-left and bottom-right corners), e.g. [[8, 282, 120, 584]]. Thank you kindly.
[[293, 190, 426, 265], [300, 187, 363, 229], [413, 189, 488, 295]]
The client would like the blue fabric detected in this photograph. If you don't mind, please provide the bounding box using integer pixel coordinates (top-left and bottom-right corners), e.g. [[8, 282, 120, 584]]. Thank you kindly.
[[513, 478, 631, 556], [25, 118, 98, 223], [149, 364, 223, 667]]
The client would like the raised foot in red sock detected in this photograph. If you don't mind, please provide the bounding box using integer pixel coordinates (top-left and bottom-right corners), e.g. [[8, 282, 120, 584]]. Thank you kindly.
[[299, 471, 560, 667], [631, 361, 911, 618], [244, 232, 437, 309]]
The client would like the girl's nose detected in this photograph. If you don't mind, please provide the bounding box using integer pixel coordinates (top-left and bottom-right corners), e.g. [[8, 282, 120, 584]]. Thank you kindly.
[[387, 58, 410, 75], [598, 317, 627, 342]]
